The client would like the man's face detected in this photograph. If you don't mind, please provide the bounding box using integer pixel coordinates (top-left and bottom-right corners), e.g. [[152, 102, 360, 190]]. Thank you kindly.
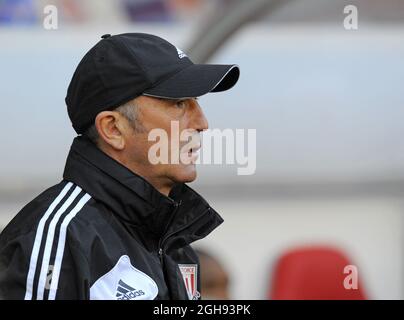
[[122, 95, 209, 187]]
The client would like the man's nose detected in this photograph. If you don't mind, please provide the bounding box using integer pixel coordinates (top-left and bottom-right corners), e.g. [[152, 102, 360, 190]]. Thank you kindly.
[[189, 99, 209, 132]]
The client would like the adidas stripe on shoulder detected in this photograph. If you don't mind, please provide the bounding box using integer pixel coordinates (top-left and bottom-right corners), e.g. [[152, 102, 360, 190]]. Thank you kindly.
[[24, 182, 91, 300]]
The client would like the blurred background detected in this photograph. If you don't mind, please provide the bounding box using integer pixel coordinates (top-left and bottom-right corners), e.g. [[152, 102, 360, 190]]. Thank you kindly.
[[1, 0, 404, 299]]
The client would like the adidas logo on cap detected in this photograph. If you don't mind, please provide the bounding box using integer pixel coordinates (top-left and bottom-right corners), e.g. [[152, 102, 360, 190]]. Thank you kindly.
[[176, 47, 187, 59]]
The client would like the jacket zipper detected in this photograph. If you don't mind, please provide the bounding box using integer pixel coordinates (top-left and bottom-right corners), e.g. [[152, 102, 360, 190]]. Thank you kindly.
[[157, 204, 211, 299], [157, 200, 181, 300], [158, 206, 211, 258], [158, 200, 181, 265]]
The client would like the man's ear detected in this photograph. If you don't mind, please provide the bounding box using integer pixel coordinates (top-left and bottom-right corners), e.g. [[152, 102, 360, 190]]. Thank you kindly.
[[95, 111, 126, 150]]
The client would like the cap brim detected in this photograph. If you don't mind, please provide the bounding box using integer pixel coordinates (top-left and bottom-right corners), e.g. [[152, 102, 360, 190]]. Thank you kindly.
[[143, 64, 240, 99]]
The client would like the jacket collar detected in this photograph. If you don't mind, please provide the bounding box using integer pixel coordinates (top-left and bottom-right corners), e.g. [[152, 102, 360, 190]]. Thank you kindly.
[[63, 136, 223, 242]]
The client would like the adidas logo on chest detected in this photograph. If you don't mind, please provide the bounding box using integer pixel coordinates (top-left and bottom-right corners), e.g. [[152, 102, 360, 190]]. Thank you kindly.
[[90, 255, 158, 300], [116, 279, 145, 300]]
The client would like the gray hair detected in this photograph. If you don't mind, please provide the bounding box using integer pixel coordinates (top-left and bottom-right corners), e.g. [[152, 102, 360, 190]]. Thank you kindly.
[[83, 100, 142, 146]]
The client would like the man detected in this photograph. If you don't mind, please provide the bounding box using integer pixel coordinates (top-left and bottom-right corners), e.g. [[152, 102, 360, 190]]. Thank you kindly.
[[0, 33, 239, 300]]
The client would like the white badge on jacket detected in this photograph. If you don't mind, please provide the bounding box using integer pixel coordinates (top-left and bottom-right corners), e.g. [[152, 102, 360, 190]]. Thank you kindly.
[[90, 255, 158, 300]]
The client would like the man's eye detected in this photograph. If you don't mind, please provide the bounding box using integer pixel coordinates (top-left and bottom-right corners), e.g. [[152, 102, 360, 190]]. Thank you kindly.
[[176, 100, 186, 108]]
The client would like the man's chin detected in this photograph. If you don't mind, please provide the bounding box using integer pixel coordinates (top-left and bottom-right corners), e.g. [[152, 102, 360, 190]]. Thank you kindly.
[[172, 164, 197, 184]]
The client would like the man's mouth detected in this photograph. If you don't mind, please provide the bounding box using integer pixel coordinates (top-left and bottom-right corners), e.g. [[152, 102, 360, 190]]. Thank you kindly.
[[189, 144, 200, 153], [187, 144, 201, 162]]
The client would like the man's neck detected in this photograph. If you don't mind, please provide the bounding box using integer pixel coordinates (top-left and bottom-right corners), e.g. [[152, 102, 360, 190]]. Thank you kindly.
[[99, 144, 174, 197], [139, 175, 173, 197]]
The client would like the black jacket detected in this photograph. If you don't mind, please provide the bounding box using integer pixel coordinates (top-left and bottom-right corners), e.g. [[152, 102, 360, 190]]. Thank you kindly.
[[0, 136, 223, 300]]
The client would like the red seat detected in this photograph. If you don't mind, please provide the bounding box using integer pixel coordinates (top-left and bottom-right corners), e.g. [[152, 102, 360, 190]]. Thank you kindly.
[[269, 246, 367, 300]]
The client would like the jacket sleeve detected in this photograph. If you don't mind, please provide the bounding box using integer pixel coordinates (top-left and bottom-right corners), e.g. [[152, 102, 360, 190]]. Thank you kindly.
[[0, 230, 90, 300], [0, 232, 32, 300], [49, 236, 90, 300]]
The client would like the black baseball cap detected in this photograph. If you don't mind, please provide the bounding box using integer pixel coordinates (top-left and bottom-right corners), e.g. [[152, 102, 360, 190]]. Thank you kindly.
[[66, 33, 240, 134]]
